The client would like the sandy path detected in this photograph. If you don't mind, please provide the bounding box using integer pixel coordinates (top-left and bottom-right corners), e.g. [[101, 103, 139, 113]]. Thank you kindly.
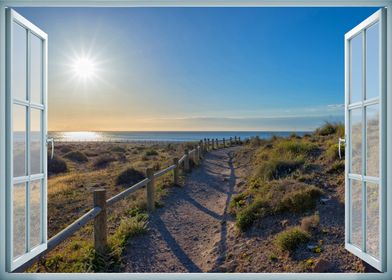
[[123, 147, 241, 272]]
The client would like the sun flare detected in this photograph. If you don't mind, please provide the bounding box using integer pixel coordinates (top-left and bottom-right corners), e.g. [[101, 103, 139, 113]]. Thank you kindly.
[[71, 56, 97, 80]]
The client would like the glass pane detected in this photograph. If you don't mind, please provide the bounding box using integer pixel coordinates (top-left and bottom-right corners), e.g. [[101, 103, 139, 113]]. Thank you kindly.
[[351, 179, 362, 248], [350, 33, 363, 104], [30, 34, 43, 104], [30, 180, 41, 249], [13, 182, 26, 258], [366, 105, 379, 177], [366, 182, 379, 258], [13, 105, 26, 177], [366, 22, 380, 100], [12, 22, 27, 101], [350, 108, 362, 174], [31, 109, 42, 174]]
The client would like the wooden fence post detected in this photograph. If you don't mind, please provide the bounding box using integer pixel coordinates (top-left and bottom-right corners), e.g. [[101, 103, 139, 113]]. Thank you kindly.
[[234, 136, 237, 144], [207, 138, 210, 151], [184, 148, 190, 172], [239, 136, 241, 144], [216, 138, 219, 149], [203, 138, 207, 153], [146, 168, 155, 212], [173, 157, 179, 185], [93, 189, 107, 254], [223, 138, 225, 148]]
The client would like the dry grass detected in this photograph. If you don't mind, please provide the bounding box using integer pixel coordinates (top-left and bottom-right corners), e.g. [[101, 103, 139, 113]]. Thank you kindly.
[[232, 123, 344, 234], [300, 213, 320, 232], [275, 227, 310, 252], [28, 141, 188, 272]]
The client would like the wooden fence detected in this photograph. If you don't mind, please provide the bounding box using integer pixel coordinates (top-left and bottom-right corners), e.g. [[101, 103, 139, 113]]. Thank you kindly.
[[15, 136, 243, 272]]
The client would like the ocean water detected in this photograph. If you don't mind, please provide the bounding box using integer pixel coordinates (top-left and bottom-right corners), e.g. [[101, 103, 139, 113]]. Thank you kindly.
[[49, 131, 310, 143]]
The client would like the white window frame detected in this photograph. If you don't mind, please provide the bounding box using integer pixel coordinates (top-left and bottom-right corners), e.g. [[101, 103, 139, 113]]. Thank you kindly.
[[6, 9, 48, 272], [344, 9, 387, 272], [0, 1, 391, 280]]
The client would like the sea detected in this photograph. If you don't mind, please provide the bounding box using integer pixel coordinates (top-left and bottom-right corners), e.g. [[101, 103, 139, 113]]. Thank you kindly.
[[48, 131, 311, 143]]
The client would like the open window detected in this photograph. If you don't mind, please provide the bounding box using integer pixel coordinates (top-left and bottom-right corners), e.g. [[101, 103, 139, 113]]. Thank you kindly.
[[6, 9, 48, 272], [344, 8, 386, 271], [0, 3, 390, 276]]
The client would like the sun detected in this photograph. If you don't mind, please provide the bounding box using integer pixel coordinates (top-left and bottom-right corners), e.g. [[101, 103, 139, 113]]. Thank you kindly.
[[71, 56, 97, 80]]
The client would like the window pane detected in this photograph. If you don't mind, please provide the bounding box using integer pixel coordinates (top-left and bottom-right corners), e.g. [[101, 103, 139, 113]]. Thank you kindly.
[[350, 33, 363, 104], [31, 109, 42, 174], [13, 105, 26, 177], [351, 179, 362, 248], [30, 180, 41, 249], [350, 108, 362, 174], [366, 182, 379, 258], [13, 182, 26, 258], [12, 22, 27, 101], [366, 104, 379, 177], [366, 23, 380, 100], [30, 34, 43, 104]]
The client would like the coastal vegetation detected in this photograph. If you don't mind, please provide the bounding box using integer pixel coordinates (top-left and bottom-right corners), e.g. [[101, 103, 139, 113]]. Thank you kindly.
[[30, 142, 187, 272], [221, 122, 362, 272], [29, 122, 359, 273]]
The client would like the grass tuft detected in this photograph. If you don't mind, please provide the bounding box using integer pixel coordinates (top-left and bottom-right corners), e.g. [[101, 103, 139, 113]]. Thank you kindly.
[[115, 168, 145, 186], [254, 159, 304, 181], [316, 122, 344, 137], [111, 146, 126, 153], [275, 227, 310, 252], [48, 155, 68, 175], [327, 161, 345, 174], [64, 151, 89, 163], [300, 213, 320, 232], [235, 199, 269, 231], [144, 149, 159, 157], [278, 185, 323, 213], [93, 155, 116, 169]]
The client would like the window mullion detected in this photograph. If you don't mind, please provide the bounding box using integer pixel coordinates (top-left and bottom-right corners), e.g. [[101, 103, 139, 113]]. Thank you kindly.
[[361, 29, 367, 254], [25, 29, 31, 253]]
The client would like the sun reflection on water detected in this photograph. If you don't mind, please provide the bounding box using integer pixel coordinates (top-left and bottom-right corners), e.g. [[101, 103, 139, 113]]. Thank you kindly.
[[59, 131, 101, 142]]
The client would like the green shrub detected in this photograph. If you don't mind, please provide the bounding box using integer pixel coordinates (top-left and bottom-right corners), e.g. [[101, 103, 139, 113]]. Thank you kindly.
[[275, 140, 318, 158], [144, 149, 159, 157], [94, 155, 115, 169], [325, 143, 344, 162], [93, 214, 148, 272], [236, 199, 269, 231], [48, 155, 68, 175], [278, 185, 323, 212], [229, 193, 247, 214], [327, 161, 345, 174], [275, 227, 310, 252], [111, 146, 126, 153], [255, 159, 304, 180], [115, 168, 145, 186], [64, 151, 89, 163], [109, 215, 147, 248], [269, 252, 278, 261], [316, 122, 344, 137]]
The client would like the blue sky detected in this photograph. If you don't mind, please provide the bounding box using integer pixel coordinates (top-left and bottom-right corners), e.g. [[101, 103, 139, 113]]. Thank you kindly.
[[15, 7, 379, 131]]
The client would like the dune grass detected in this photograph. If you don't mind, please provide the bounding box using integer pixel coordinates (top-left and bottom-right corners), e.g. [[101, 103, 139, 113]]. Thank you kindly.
[[64, 150, 89, 163], [232, 122, 343, 234], [275, 227, 310, 252], [28, 141, 188, 272]]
